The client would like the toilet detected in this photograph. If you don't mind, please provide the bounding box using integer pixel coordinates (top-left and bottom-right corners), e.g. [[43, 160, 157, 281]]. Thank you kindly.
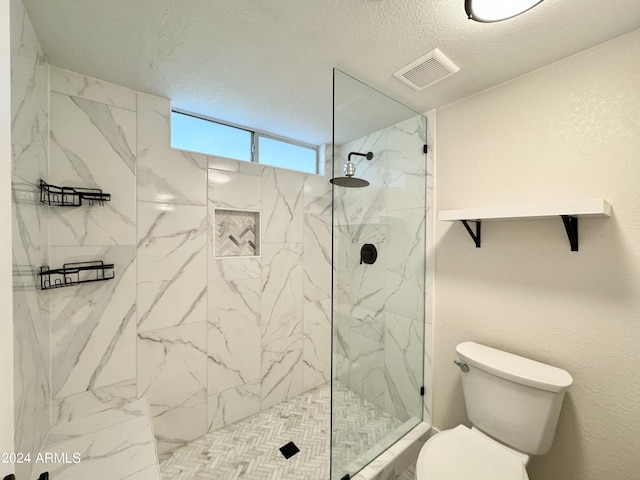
[[417, 342, 573, 479]]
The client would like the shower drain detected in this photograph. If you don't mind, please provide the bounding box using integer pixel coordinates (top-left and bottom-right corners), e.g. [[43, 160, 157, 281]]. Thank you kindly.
[[279, 441, 300, 459]]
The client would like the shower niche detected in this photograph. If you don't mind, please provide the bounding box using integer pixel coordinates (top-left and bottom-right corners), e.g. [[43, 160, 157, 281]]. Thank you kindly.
[[214, 208, 261, 258]]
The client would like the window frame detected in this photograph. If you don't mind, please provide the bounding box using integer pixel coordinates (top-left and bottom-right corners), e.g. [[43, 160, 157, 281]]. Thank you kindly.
[[171, 109, 320, 174]]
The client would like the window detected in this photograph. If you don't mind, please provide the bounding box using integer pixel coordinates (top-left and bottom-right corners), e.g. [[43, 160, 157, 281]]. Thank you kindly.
[[171, 110, 319, 174], [257, 135, 317, 173]]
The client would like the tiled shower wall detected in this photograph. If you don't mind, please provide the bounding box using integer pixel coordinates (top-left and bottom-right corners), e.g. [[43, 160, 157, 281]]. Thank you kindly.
[[10, 0, 50, 478], [45, 66, 332, 454], [334, 114, 429, 423]]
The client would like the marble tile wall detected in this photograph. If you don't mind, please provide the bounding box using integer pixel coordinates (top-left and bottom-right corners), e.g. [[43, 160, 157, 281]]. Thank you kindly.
[[48, 67, 138, 427], [41, 398, 161, 480], [134, 92, 209, 455], [44, 67, 332, 456], [207, 155, 333, 424], [333, 114, 430, 423], [10, 1, 50, 478]]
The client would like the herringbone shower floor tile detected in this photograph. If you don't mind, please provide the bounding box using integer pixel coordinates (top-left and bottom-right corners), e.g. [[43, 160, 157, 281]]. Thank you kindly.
[[159, 382, 413, 480]]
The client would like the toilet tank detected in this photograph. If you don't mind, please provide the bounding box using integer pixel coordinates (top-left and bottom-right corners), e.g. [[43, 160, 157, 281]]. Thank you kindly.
[[456, 342, 573, 455]]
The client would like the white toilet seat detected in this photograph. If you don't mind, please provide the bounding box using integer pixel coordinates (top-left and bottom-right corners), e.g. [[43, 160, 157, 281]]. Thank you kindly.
[[417, 425, 529, 480]]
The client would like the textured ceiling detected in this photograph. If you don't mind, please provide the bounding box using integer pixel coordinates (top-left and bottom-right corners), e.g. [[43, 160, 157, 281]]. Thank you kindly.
[[22, 0, 640, 145]]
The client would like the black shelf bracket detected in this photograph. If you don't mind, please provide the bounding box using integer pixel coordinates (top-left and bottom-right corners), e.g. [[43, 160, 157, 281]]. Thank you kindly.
[[460, 220, 481, 248], [561, 215, 579, 251], [39, 179, 111, 207], [39, 261, 115, 290]]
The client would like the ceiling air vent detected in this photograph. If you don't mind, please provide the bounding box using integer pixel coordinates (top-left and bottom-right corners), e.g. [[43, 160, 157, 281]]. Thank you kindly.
[[393, 48, 459, 91]]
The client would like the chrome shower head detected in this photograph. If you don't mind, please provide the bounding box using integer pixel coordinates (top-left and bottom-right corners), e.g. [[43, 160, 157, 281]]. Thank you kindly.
[[329, 151, 374, 188]]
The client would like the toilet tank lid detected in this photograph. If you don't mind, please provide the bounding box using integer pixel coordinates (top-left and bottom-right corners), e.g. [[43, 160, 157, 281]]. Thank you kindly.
[[456, 342, 573, 393]]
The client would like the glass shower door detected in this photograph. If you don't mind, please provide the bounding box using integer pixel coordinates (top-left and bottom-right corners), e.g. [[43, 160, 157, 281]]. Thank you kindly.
[[331, 69, 427, 479]]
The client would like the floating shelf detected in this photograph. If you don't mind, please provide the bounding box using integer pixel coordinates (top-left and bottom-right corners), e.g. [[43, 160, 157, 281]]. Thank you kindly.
[[39, 261, 115, 290], [39, 180, 111, 207], [438, 199, 611, 251]]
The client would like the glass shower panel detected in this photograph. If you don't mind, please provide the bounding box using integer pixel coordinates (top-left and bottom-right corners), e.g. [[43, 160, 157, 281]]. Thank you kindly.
[[331, 69, 427, 479]]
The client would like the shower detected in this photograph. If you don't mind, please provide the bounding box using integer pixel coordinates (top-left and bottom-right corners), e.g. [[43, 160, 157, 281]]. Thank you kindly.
[[330, 151, 373, 187]]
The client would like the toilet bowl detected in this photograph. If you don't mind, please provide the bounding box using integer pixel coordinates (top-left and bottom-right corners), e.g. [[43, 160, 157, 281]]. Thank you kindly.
[[416, 342, 572, 480], [417, 425, 528, 480]]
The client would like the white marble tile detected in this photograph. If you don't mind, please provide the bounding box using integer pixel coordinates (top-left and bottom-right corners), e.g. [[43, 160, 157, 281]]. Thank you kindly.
[[384, 209, 425, 321], [51, 379, 136, 426], [332, 307, 350, 384], [333, 226, 354, 308], [207, 155, 241, 172], [207, 381, 261, 432], [41, 415, 158, 480], [208, 169, 261, 210], [12, 285, 50, 442], [137, 322, 207, 454], [207, 279, 261, 394], [137, 202, 207, 332], [11, 57, 48, 184], [12, 184, 50, 472], [348, 328, 385, 409], [137, 93, 207, 205], [303, 299, 331, 390], [261, 335, 303, 410], [349, 305, 385, 344], [50, 66, 137, 111], [50, 246, 136, 400], [209, 255, 261, 283], [261, 243, 303, 343], [10, 0, 42, 60], [384, 314, 424, 421], [385, 115, 427, 212], [123, 464, 162, 480], [238, 160, 266, 176], [304, 173, 332, 215], [12, 181, 48, 285], [303, 214, 331, 302], [261, 167, 304, 243], [47, 398, 150, 447], [333, 306, 351, 384], [333, 181, 386, 239], [11, 13, 51, 473], [320, 143, 333, 177], [49, 92, 136, 246]]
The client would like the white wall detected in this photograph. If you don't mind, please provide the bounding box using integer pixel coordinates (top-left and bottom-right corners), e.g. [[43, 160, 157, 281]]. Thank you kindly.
[[0, 0, 15, 474], [433, 29, 640, 480]]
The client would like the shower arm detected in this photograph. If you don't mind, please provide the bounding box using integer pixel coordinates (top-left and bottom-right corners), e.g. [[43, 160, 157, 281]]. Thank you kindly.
[[347, 151, 374, 163]]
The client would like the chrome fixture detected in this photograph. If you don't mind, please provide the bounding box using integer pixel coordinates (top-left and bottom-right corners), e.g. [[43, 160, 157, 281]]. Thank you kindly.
[[454, 360, 470, 372], [330, 151, 373, 188]]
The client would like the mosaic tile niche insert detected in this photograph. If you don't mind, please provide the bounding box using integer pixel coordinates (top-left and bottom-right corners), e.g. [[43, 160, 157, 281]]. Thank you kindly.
[[215, 209, 260, 257]]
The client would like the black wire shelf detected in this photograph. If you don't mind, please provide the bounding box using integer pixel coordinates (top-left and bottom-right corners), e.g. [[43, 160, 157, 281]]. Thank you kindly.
[[39, 261, 115, 291], [39, 179, 111, 206]]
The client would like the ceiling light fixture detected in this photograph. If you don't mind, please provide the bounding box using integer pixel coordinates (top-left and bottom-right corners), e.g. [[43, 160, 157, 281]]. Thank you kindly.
[[465, 0, 544, 22]]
